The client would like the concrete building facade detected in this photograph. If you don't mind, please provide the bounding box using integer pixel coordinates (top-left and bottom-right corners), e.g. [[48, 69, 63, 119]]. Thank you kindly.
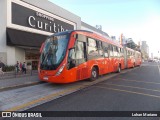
[[141, 41, 149, 59], [81, 22, 109, 38], [0, 0, 80, 68], [0, 0, 110, 69]]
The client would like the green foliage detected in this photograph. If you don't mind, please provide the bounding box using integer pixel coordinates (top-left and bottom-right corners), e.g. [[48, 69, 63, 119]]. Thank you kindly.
[[2, 65, 15, 72]]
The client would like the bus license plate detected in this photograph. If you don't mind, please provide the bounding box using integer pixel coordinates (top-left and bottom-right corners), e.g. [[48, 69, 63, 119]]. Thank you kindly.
[[43, 76, 48, 80]]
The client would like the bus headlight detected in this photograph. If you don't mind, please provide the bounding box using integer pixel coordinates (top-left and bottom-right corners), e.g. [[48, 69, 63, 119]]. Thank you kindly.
[[56, 64, 65, 76]]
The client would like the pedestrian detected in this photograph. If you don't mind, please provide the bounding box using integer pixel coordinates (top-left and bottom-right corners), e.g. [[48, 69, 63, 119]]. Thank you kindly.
[[20, 62, 22, 72], [0, 60, 5, 75], [15, 61, 20, 73], [22, 62, 26, 74]]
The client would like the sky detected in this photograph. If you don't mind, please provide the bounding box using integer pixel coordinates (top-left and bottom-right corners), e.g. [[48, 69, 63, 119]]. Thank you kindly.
[[49, 0, 160, 57]]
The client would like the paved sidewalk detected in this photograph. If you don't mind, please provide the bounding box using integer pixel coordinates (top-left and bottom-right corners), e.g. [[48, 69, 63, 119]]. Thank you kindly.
[[0, 70, 38, 80], [0, 75, 40, 90]]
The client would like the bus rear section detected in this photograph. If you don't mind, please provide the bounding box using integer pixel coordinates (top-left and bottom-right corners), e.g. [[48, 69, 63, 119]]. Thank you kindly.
[[125, 47, 135, 68], [135, 51, 142, 66]]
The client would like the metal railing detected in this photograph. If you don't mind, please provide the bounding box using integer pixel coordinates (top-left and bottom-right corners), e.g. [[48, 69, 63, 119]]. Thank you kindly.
[[0, 70, 38, 80]]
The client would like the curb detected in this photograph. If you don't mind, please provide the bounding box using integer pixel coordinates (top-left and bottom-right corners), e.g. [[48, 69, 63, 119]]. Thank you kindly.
[[0, 74, 38, 80], [3, 67, 137, 111], [0, 81, 42, 91]]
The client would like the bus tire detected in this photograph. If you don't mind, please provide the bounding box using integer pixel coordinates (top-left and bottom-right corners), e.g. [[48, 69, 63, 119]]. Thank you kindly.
[[89, 67, 98, 81]]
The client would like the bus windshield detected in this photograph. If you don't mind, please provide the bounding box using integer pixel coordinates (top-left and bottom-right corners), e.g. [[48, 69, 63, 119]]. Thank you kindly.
[[40, 34, 69, 70]]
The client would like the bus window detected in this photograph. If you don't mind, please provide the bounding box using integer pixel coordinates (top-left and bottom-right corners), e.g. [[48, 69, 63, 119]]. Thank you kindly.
[[76, 34, 86, 42], [102, 42, 108, 57], [127, 50, 130, 57], [117, 47, 120, 57], [103, 45, 109, 57], [109, 45, 114, 57], [120, 48, 124, 57], [75, 41, 84, 59], [97, 41, 103, 56], [40, 35, 69, 70], [113, 46, 118, 57], [88, 38, 98, 56]]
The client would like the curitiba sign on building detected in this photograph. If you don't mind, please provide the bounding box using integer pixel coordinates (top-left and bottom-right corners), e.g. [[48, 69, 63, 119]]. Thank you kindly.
[[12, 2, 75, 34]]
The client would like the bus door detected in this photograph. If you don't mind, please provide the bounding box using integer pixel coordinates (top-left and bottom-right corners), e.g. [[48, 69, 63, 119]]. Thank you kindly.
[[75, 40, 88, 80], [67, 34, 88, 82]]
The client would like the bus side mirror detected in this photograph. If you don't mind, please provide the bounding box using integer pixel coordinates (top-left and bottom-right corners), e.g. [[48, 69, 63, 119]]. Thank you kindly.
[[40, 42, 44, 53]]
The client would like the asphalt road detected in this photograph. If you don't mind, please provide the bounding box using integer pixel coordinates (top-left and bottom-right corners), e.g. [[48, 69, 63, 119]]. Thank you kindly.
[[21, 62, 160, 120], [3, 62, 160, 120]]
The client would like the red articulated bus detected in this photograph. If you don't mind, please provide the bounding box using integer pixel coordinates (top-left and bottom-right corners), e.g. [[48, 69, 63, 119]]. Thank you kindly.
[[38, 30, 141, 83], [125, 47, 136, 68]]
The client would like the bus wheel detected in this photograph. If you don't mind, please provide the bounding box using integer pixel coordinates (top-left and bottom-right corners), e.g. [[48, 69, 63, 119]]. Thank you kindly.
[[89, 67, 98, 81], [117, 65, 121, 73]]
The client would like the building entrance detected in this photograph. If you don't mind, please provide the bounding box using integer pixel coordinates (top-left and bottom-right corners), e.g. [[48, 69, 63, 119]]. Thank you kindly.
[[25, 49, 40, 70]]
